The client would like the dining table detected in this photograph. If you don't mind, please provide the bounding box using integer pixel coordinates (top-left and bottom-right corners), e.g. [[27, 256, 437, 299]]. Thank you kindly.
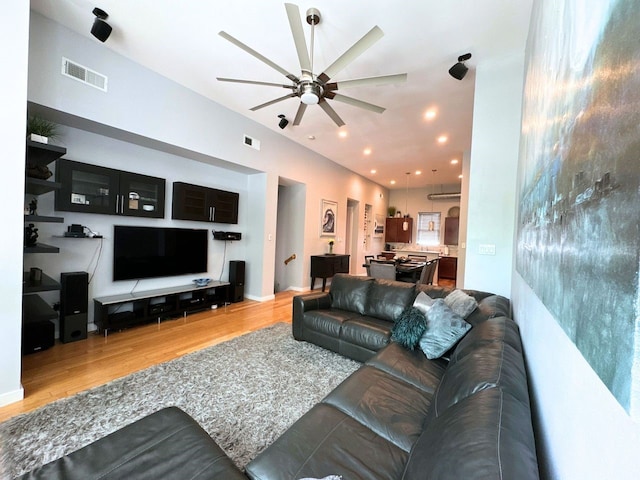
[[364, 260, 426, 283]]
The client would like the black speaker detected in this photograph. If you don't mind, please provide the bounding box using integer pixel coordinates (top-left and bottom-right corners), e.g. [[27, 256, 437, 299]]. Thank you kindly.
[[60, 272, 88, 343], [230, 285, 244, 303], [22, 320, 55, 354], [229, 261, 245, 286]]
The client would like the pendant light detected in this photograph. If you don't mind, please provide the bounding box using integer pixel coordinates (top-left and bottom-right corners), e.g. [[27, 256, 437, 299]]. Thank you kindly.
[[428, 169, 436, 231], [403, 172, 410, 231]]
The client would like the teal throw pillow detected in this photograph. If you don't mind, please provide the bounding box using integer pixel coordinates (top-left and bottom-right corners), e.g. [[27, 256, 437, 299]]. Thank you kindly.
[[391, 306, 428, 350], [419, 299, 471, 359]]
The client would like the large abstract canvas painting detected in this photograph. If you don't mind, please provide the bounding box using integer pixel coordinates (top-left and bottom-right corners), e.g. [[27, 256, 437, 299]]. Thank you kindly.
[[517, 0, 640, 417]]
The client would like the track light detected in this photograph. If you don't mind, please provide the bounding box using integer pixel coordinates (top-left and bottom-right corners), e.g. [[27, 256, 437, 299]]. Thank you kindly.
[[91, 7, 112, 42], [278, 114, 289, 129], [448, 53, 472, 80]]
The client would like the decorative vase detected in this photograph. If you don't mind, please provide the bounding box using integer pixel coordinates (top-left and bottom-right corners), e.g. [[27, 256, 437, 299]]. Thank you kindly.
[[328, 244, 334, 254], [29, 133, 48, 144]]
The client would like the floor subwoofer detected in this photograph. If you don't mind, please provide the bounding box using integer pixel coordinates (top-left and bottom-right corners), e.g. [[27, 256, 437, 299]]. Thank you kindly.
[[60, 272, 88, 343]]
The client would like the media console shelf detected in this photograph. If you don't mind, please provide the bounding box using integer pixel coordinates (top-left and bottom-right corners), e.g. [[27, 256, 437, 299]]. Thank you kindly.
[[93, 281, 230, 335]]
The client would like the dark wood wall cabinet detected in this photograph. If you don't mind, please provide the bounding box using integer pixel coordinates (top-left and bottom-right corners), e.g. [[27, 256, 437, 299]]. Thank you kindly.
[[385, 217, 413, 243], [310, 254, 350, 291], [55, 159, 165, 218], [444, 217, 459, 245], [172, 182, 239, 224], [438, 256, 458, 282]]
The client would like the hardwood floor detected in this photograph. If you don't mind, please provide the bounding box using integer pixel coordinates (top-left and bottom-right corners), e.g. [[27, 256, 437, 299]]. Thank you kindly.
[[0, 290, 298, 423]]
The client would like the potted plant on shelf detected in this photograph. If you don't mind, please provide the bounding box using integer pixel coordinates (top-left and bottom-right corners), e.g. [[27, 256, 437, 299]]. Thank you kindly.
[[387, 206, 397, 217], [27, 116, 58, 144]]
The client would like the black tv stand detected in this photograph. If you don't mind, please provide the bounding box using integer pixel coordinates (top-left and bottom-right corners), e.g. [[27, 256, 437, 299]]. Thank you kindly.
[[93, 281, 230, 335]]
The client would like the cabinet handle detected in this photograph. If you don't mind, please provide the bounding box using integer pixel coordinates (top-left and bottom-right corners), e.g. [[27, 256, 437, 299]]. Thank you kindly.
[[120, 195, 124, 214], [211, 206, 215, 221], [115, 194, 120, 214], [209, 206, 212, 221]]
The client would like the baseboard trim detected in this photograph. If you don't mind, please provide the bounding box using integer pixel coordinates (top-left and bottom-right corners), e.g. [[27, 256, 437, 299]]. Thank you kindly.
[[244, 293, 275, 302], [0, 385, 24, 407]]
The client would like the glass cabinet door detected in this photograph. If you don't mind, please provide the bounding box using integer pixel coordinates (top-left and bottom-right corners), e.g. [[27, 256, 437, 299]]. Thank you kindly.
[[55, 160, 119, 214], [119, 172, 165, 218]]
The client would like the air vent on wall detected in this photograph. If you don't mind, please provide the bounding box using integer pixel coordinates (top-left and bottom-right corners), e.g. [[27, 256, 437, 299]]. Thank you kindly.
[[427, 192, 461, 200], [61, 57, 108, 92]]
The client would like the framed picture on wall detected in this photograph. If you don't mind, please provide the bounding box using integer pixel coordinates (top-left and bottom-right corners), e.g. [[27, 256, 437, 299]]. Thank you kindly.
[[374, 213, 385, 237], [320, 199, 337, 236]]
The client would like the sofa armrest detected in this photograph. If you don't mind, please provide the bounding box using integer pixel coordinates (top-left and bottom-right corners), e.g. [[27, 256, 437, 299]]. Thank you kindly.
[[292, 292, 332, 340]]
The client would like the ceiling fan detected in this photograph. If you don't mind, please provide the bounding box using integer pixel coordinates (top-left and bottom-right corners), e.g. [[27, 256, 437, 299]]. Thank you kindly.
[[217, 3, 407, 127]]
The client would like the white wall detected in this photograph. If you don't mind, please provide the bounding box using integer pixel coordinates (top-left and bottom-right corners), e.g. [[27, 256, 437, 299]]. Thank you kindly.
[[465, 54, 525, 298], [514, 274, 640, 479], [0, 1, 29, 406]]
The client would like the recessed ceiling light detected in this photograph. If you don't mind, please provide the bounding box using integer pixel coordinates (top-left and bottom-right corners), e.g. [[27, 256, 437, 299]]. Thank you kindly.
[[437, 135, 448, 144], [370, 169, 377, 174], [390, 180, 396, 185], [450, 158, 459, 164], [458, 174, 463, 179], [424, 109, 437, 120], [415, 170, 422, 175], [338, 130, 348, 138], [307, 135, 316, 140], [363, 148, 372, 155]]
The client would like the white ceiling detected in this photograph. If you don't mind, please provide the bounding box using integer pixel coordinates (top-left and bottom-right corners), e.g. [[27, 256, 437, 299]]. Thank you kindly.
[[29, 0, 532, 190]]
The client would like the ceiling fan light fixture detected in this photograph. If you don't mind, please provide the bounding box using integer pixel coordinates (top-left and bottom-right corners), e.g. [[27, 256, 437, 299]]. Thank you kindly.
[[300, 83, 320, 105]]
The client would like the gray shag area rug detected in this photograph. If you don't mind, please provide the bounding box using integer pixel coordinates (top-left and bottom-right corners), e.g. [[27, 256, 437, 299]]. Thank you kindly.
[[0, 323, 360, 478]]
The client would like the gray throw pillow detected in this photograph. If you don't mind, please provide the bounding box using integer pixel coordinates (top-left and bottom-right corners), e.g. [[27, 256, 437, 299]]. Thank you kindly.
[[413, 291, 436, 315], [444, 289, 478, 319], [419, 299, 471, 359]]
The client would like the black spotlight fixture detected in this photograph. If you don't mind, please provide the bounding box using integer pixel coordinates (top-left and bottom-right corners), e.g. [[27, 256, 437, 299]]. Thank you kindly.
[[278, 114, 289, 129], [91, 7, 112, 43], [448, 53, 472, 80]]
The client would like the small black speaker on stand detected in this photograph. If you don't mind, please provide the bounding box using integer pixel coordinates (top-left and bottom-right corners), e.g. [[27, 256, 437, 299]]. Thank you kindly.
[[60, 271, 89, 343], [229, 260, 245, 303]]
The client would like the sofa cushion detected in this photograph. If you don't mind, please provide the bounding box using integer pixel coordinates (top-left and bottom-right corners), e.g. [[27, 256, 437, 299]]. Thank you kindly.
[[402, 389, 539, 480], [245, 403, 409, 480], [341, 316, 393, 351], [302, 309, 359, 339], [443, 289, 478, 318], [429, 342, 530, 419], [364, 279, 417, 322], [18, 407, 246, 480], [329, 274, 373, 314], [366, 342, 446, 395], [412, 291, 436, 315], [391, 306, 428, 350], [323, 366, 433, 452], [449, 316, 523, 362], [418, 299, 471, 360]]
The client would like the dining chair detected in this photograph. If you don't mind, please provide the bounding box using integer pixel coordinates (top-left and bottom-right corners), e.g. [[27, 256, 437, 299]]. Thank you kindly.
[[408, 254, 427, 262], [364, 255, 375, 264], [369, 262, 397, 280], [418, 258, 439, 285]]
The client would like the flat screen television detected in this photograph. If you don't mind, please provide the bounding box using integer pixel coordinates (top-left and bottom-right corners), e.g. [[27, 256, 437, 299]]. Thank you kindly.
[[113, 225, 208, 281]]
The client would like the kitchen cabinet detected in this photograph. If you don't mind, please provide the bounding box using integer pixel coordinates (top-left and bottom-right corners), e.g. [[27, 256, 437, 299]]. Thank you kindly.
[[385, 217, 412, 243], [444, 217, 459, 245], [171, 182, 239, 224], [438, 256, 457, 281], [55, 159, 165, 218]]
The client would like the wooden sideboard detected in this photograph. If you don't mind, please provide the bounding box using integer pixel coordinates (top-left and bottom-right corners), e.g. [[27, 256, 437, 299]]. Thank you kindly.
[[310, 254, 350, 291]]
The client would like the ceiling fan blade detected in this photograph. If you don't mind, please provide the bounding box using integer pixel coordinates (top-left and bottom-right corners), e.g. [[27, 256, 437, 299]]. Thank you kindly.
[[219, 31, 299, 82], [318, 99, 346, 127], [325, 73, 408, 91], [329, 93, 386, 114], [293, 103, 307, 126], [250, 93, 297, 111], [284, 3, 311, 73], [317, 26, 384, 83], [217, 77, 296, 89]]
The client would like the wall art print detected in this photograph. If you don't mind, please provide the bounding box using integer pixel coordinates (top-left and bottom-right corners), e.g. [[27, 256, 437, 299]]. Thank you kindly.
[[374, 213, 385, 238], [516, 0, 640, 418], [320, 199, 337, 237]]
